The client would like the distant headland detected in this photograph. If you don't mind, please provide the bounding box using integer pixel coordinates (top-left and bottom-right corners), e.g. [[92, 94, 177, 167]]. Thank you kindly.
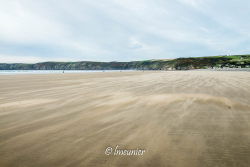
[[1, 54, 250, 70]]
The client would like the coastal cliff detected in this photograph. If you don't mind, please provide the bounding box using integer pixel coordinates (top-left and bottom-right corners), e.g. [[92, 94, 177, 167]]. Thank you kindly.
[[0, 54, 250, 70]]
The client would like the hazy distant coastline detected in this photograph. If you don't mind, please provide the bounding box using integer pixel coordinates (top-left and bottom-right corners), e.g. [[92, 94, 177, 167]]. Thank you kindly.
[[0, 70, 137, 75], [1, 54, 250, 71]]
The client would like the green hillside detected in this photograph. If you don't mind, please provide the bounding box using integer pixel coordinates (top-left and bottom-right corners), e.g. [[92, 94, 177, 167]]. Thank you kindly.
[[0, 54, 250, 70]]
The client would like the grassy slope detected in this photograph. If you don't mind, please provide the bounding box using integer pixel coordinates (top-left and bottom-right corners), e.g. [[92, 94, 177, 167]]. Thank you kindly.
[[0, 54, 250, 70]]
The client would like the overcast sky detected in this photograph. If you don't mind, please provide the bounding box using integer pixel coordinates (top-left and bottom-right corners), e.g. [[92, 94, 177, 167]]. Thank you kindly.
[[0, 0, 250, 63]]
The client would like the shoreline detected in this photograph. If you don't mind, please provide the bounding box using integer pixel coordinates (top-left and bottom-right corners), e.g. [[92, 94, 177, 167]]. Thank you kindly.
[[1, 68, 250, 75]]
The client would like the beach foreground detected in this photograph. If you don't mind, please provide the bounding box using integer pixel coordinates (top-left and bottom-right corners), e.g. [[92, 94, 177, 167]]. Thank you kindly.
[[0, 71, 250, 167]]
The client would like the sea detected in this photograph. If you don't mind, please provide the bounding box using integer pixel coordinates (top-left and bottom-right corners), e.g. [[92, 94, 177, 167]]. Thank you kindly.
[[0, 70, 134, 75]]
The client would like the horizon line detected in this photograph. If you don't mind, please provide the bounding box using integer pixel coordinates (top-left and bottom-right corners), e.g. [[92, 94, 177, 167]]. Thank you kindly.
[[1, 54, 249, 64]]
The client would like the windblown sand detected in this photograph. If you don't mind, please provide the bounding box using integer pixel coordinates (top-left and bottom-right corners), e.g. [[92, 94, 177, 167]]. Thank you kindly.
[[0, 71, 250, 167]]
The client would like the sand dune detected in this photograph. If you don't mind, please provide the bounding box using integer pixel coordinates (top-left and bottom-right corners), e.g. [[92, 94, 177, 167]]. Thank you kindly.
[[0, 71, 250, 167]]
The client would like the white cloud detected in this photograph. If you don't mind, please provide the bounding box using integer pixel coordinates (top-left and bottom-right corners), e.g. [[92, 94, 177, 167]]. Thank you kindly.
[[128, 37, 143, 49], [0, 54, 44, 63], [0, 0, 250, 62], [0, 1, 67, 43], [178, 0, 203, 9], [0, 54, 81, 63]]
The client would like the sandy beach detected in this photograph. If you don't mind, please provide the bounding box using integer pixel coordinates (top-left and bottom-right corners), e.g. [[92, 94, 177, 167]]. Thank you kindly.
[[0, 71, 250, 167]]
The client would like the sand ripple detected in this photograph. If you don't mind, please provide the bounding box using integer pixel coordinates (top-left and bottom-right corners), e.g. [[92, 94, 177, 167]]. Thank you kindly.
[[0, 71, 250, 167]]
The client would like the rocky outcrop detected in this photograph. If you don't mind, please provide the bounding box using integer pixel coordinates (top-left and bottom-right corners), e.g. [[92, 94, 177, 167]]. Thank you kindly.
[[0, 55, 250, 70]]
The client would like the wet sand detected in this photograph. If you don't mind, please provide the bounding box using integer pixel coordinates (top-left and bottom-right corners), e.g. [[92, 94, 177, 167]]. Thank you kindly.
[[0, 71, 250, 167]]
